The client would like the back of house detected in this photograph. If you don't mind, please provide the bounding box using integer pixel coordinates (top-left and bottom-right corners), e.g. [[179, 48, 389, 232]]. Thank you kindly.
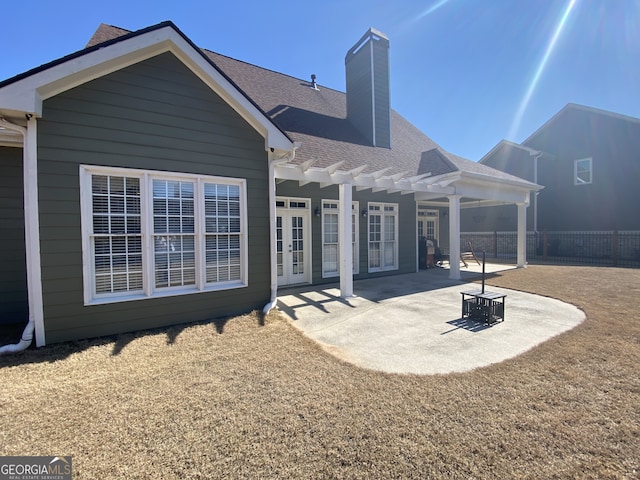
[[0, 22, 538, 346]]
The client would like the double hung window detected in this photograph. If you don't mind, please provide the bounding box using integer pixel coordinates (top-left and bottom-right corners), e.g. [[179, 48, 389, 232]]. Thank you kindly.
[[80, 166, 247, 304], [574, 157, 592, 185]]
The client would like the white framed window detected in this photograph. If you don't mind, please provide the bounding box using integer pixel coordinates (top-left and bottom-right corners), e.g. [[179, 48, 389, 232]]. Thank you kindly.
[[574, 157, 592, 185], [80, 165, 247, 305], [321, 200, 359, 277], [368, 202, 398, 272]]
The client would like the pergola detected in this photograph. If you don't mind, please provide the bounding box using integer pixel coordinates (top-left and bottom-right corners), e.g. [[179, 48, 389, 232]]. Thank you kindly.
[[272, 153, 540, 298]]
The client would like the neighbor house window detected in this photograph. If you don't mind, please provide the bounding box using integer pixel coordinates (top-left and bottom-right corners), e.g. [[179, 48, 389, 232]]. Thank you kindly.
[[80, 166, 247, 304], [368, 202, 398, 272], [321, 200, 359, 277], [574, 157, 592, 185]]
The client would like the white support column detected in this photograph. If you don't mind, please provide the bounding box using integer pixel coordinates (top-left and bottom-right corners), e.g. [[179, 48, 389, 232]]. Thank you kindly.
[[448, 195, 461, 280], [338, 183, 354, 297], [24, 117, 46, 346], [517, 202, 527, 268]]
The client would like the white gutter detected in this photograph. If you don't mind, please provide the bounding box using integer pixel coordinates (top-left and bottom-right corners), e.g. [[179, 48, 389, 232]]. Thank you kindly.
[[0, 117, 35, 355], [262, 143, 299, 315]]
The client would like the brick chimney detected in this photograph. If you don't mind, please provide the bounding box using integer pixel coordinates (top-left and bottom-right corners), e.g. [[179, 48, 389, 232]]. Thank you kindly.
[[345, 28, 391, 149]]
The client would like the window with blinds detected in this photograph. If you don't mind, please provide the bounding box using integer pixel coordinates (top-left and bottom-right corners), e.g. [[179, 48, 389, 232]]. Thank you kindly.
[[204, 183, 242, 283], [91, 175, 143, 294], [80, 166, 247, 304]]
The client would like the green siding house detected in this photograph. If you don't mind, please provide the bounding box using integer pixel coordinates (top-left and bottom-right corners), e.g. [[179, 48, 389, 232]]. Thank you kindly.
[[0, 22, 538, 347]]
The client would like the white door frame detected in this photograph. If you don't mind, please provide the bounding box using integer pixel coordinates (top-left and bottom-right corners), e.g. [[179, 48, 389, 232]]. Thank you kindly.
[[417, 207, 440, 242], [276, 197, 312, 286]]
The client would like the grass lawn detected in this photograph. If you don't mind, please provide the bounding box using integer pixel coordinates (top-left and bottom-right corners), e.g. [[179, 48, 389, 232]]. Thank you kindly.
[[1, 265, 639, 479]]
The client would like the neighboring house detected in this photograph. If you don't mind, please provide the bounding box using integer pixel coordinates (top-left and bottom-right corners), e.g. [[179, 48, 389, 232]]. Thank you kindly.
[[0, 22, 538, 346], [462, 104, 640, 233]]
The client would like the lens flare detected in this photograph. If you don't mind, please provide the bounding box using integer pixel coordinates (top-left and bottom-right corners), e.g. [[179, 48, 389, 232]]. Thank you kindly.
[[416, 0, 453, 20], [508, 0, 578, 140]]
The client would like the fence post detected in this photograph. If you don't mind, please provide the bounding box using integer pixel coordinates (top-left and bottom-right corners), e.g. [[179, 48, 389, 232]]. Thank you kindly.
[[612, 231, 619, 267], [543, 231, 548, 261]]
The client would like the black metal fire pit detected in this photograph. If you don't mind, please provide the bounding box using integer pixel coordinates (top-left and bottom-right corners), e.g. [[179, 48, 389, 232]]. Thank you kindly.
[[460, 251, 506, 324]]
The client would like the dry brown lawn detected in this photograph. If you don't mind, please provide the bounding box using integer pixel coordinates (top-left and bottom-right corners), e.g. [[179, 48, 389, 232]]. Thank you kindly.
[[1, 265, 639, 479]]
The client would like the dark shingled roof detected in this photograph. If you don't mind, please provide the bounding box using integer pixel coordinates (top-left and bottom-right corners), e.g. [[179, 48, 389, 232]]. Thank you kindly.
[[80, 23, 530, 185], [86, 24, 131, 48]]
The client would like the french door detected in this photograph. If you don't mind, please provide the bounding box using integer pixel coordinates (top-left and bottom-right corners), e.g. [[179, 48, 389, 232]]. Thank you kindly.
[[418, 209, 439, 242], [276, 198, 311, 286]]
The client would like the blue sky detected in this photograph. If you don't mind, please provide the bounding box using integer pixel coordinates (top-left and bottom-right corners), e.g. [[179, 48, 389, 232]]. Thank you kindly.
[[2, 0, 638, 160]]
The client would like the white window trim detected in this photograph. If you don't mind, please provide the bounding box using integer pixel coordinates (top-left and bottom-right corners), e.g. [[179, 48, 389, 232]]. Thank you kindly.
[[367, 202, 399, 273], [574, 157, 593, 186], [321, 200, 359, 278], [79, 165, 248, 305]]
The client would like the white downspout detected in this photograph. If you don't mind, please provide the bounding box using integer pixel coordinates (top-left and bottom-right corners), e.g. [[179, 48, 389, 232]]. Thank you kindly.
[[0, 117, 34, 355], [262, 143, 299, 314], [0, 320, 34, 355]]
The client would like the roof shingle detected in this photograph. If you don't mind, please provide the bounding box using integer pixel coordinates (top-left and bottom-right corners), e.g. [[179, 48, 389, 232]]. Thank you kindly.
[[82, 23, 531, 185]]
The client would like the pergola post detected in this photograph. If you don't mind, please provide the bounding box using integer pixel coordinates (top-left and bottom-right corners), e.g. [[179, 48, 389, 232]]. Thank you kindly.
[[339, 183, 354, 298], [448, 195, 461, 280], [517, 202, 527, 268]]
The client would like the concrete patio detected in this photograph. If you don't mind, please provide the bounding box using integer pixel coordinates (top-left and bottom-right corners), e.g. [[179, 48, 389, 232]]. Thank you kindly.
[[276, 265, 585, 375]]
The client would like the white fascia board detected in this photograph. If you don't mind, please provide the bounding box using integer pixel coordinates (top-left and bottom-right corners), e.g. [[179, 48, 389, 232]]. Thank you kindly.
[[461, 171, 542, 192], [0, 133, 23, 147], [454, 181, 530, 204], [478, 139, 539, 164], [0, 140, 22, 148], [414, 192, 450, 202], [0, 26, 292, 152], [459, 199, 515, 209]]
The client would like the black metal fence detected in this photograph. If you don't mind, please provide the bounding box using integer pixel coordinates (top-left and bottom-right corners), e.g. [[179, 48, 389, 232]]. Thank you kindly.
[[461, 231, 640, 268]]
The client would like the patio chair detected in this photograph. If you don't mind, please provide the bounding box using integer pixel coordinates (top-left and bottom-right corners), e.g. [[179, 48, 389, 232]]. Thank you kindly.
[[460, 241, 481, 268], [429, 238, 447, 266]]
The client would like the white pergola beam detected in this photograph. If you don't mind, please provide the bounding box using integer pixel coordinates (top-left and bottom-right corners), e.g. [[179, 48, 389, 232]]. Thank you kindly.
[[408, 173, 431, 183], [326, 160, 345, 175], [275, 162, 533, 207], [346, 165, 368, 177], [298, 158, 317, 172], [366, 167, 392, 179]]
